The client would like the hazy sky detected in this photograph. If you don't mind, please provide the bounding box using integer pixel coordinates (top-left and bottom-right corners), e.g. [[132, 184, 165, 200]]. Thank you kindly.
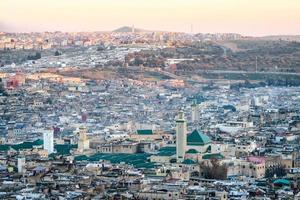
[[0, 0, 299, 36]]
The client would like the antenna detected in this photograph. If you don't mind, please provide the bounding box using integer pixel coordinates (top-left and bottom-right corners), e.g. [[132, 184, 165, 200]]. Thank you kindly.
[[255, 56, 258, 73]]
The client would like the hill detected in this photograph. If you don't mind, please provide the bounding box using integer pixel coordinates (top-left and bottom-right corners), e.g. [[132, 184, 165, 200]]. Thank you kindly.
[[112, 26, 149, 33]]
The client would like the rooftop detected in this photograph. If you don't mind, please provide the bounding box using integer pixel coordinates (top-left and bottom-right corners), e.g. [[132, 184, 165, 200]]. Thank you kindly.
[[187, 130, 211, 146], [137, 129, 153, 135]]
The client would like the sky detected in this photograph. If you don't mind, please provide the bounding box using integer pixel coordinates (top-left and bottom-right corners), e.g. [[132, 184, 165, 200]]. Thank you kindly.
[[0, 0, 299, 36]]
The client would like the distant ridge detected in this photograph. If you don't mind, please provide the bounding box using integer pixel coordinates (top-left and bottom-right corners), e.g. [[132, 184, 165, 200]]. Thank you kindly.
[[112, 26, 150, 33], [258, 35, 300, 42]]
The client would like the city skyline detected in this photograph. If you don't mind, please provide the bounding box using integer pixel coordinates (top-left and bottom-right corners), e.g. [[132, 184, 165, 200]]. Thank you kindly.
[[1, 0, 300, 36]]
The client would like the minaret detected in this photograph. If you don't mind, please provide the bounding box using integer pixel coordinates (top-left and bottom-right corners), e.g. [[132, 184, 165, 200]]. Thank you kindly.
[[17, 157, 26, 173], [176, 111, 187, 163], [191, 100, 199, 123], [260, 111, 265, 126], [78, 126, 89, 153], [43, 128, 54, 154], [7, 121, 15, 144]]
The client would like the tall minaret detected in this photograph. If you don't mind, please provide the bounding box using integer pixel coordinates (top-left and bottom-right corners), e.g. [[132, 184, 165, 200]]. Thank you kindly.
[[191, 100, 199, 123], [7, 121, 15, 144], [176, 111, 187, 163], [78, 126, 89, 153], [43, 128, 54, 154]]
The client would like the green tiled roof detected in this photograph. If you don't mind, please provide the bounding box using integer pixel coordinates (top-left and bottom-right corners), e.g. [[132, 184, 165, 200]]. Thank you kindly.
[[0, 140, 78, 156], [157, 146, 176, 156], [0, 140, 41, 151], [75, 153, 154, 169], [74, 155, 88, 161], [273, 179, 290, 186], [202, 153, 224, 160], [12, 141, 37, 150], [134, 162, 156, 169], [182, 159, 196, 164], [137, 129, 153, 135], [55, 144, 77, 155], [0, 145, 10, 151], [186, 149, 199, 154], [32, 139, 43, 146], [187, 130, 211, 146]]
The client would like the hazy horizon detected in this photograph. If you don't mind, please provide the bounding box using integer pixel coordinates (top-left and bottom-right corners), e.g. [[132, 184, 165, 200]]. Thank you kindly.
[[1, 0, 300, 36]]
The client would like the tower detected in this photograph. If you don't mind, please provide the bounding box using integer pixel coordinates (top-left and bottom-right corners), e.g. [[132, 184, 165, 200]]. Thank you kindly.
[[17, 157, 26, 173], [260, 111, 265, 126], [78, 126, 89, 152], [176, 111, 187, 162], [43, 129, 54, 154], [7, 121, 15, 144], [191, 100, 199, 123]]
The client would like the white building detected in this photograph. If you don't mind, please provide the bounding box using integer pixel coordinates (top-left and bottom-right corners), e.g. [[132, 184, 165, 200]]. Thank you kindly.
[[43, 129, 54, 154]]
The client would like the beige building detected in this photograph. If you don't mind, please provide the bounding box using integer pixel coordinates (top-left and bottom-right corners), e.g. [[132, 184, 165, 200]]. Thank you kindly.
[[223, 157, 265, 178], [137, 189, 181, 200], [97, 141, 139, 154]]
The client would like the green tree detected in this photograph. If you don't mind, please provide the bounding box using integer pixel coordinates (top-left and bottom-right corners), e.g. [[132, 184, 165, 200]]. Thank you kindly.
[[200, 158, 228, 180], [54, 50, 61, 56]]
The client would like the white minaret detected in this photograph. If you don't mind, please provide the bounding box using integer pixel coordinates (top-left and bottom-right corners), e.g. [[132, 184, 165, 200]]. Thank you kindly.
[[191, 100, 199, 123], [78, 126, 89, 152], [176, 111, 187, 163], [17, 157, 26, 173], [43, 129, 54, 154]]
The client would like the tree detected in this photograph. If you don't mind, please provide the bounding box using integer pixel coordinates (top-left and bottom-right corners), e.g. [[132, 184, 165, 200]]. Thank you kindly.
[[265, 165, 286, 178], [54, 50, 61, 56], [27, 52, 41, 60], [200, 158, 228, 180], [97, 44, 106, 51]]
